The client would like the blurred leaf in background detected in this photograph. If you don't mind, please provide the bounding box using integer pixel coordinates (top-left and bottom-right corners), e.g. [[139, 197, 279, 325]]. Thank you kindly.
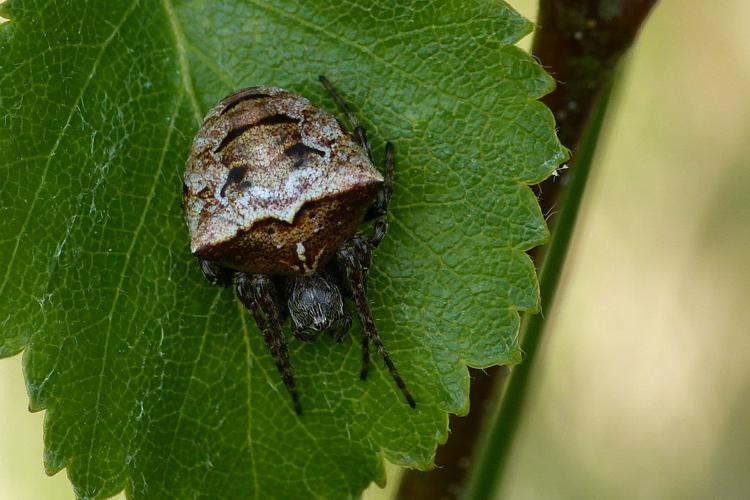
[[0, 0, 563, 498]]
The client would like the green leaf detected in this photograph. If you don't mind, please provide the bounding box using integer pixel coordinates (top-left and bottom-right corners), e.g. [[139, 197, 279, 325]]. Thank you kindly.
[[0, 0, 565, 498]]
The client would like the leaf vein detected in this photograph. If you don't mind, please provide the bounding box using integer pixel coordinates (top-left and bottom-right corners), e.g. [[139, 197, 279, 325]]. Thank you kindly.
[[161, 0, 202, 123], [162, 289, 222, 471], [84, 87, 184, 482], [237, 300, 260, 495], [0, 0, 140, 297]]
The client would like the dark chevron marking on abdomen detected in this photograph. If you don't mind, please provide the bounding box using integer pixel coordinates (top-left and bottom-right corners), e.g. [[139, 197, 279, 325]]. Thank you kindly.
[[214, 114, 299, 154], [219, 165, 250, 197], [219, 91, 271, 115]]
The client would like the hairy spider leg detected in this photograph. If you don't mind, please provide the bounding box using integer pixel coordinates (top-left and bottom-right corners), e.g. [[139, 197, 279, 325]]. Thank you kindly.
[[333, 314, 353, 343], [337, 240, 416, 408], [318, 76, 394, 248], [235, 273, 302, 415], [319, 77, 399, 397], [369, 142, 394, 248], [198, 258, 235, 287], [360, 327, 371, 382], [319, 75, 372, 161], [337, 237, 373, 380]]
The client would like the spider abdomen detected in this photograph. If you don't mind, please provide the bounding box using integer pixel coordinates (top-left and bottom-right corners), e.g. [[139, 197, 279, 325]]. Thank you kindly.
[[183, 86, 383, 275]]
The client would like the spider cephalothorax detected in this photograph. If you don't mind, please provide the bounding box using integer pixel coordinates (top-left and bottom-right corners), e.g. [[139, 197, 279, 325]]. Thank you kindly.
[[183, 76, 414, 414]]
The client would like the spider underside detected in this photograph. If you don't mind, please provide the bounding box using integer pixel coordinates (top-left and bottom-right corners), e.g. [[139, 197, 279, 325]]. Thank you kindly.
[[198, 77, 415, 414]]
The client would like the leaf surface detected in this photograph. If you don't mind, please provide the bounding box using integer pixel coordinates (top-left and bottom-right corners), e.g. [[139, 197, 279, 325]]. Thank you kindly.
[[0, 0, 565, 497]]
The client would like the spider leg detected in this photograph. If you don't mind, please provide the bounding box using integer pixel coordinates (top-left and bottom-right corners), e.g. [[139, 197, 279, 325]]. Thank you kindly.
[[292, 324, 318, 342], [332, 313, 353, 344], [318, 76, 395, 248], [235, 273, 302, 415], [369, 141, 394, 248], [359, 333, 370, 381], [197, 258, 234, 287], [337, 238, 416, 408], [319, 75, 372, 160]]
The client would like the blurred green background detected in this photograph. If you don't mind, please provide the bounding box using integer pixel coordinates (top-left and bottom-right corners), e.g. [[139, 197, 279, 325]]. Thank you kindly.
[[2, 0, 749, 498]]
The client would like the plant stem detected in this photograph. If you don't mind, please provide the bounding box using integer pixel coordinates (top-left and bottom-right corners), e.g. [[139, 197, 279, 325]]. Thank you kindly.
[[463, 71, 617, 500], [531, 0, 658, 223]]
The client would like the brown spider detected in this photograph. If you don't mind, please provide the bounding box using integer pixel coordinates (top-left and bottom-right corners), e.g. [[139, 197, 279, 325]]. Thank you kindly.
[[183, 76, 415, 414]]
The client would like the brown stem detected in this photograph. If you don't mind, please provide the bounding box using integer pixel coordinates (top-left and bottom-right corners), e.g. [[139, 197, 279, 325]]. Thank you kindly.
[[532, 0, 658, 224], [395, 1, 656, 498]]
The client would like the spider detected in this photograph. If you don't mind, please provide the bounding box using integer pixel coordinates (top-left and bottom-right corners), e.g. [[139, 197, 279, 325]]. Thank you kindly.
[[183, 76, 415, 414]]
